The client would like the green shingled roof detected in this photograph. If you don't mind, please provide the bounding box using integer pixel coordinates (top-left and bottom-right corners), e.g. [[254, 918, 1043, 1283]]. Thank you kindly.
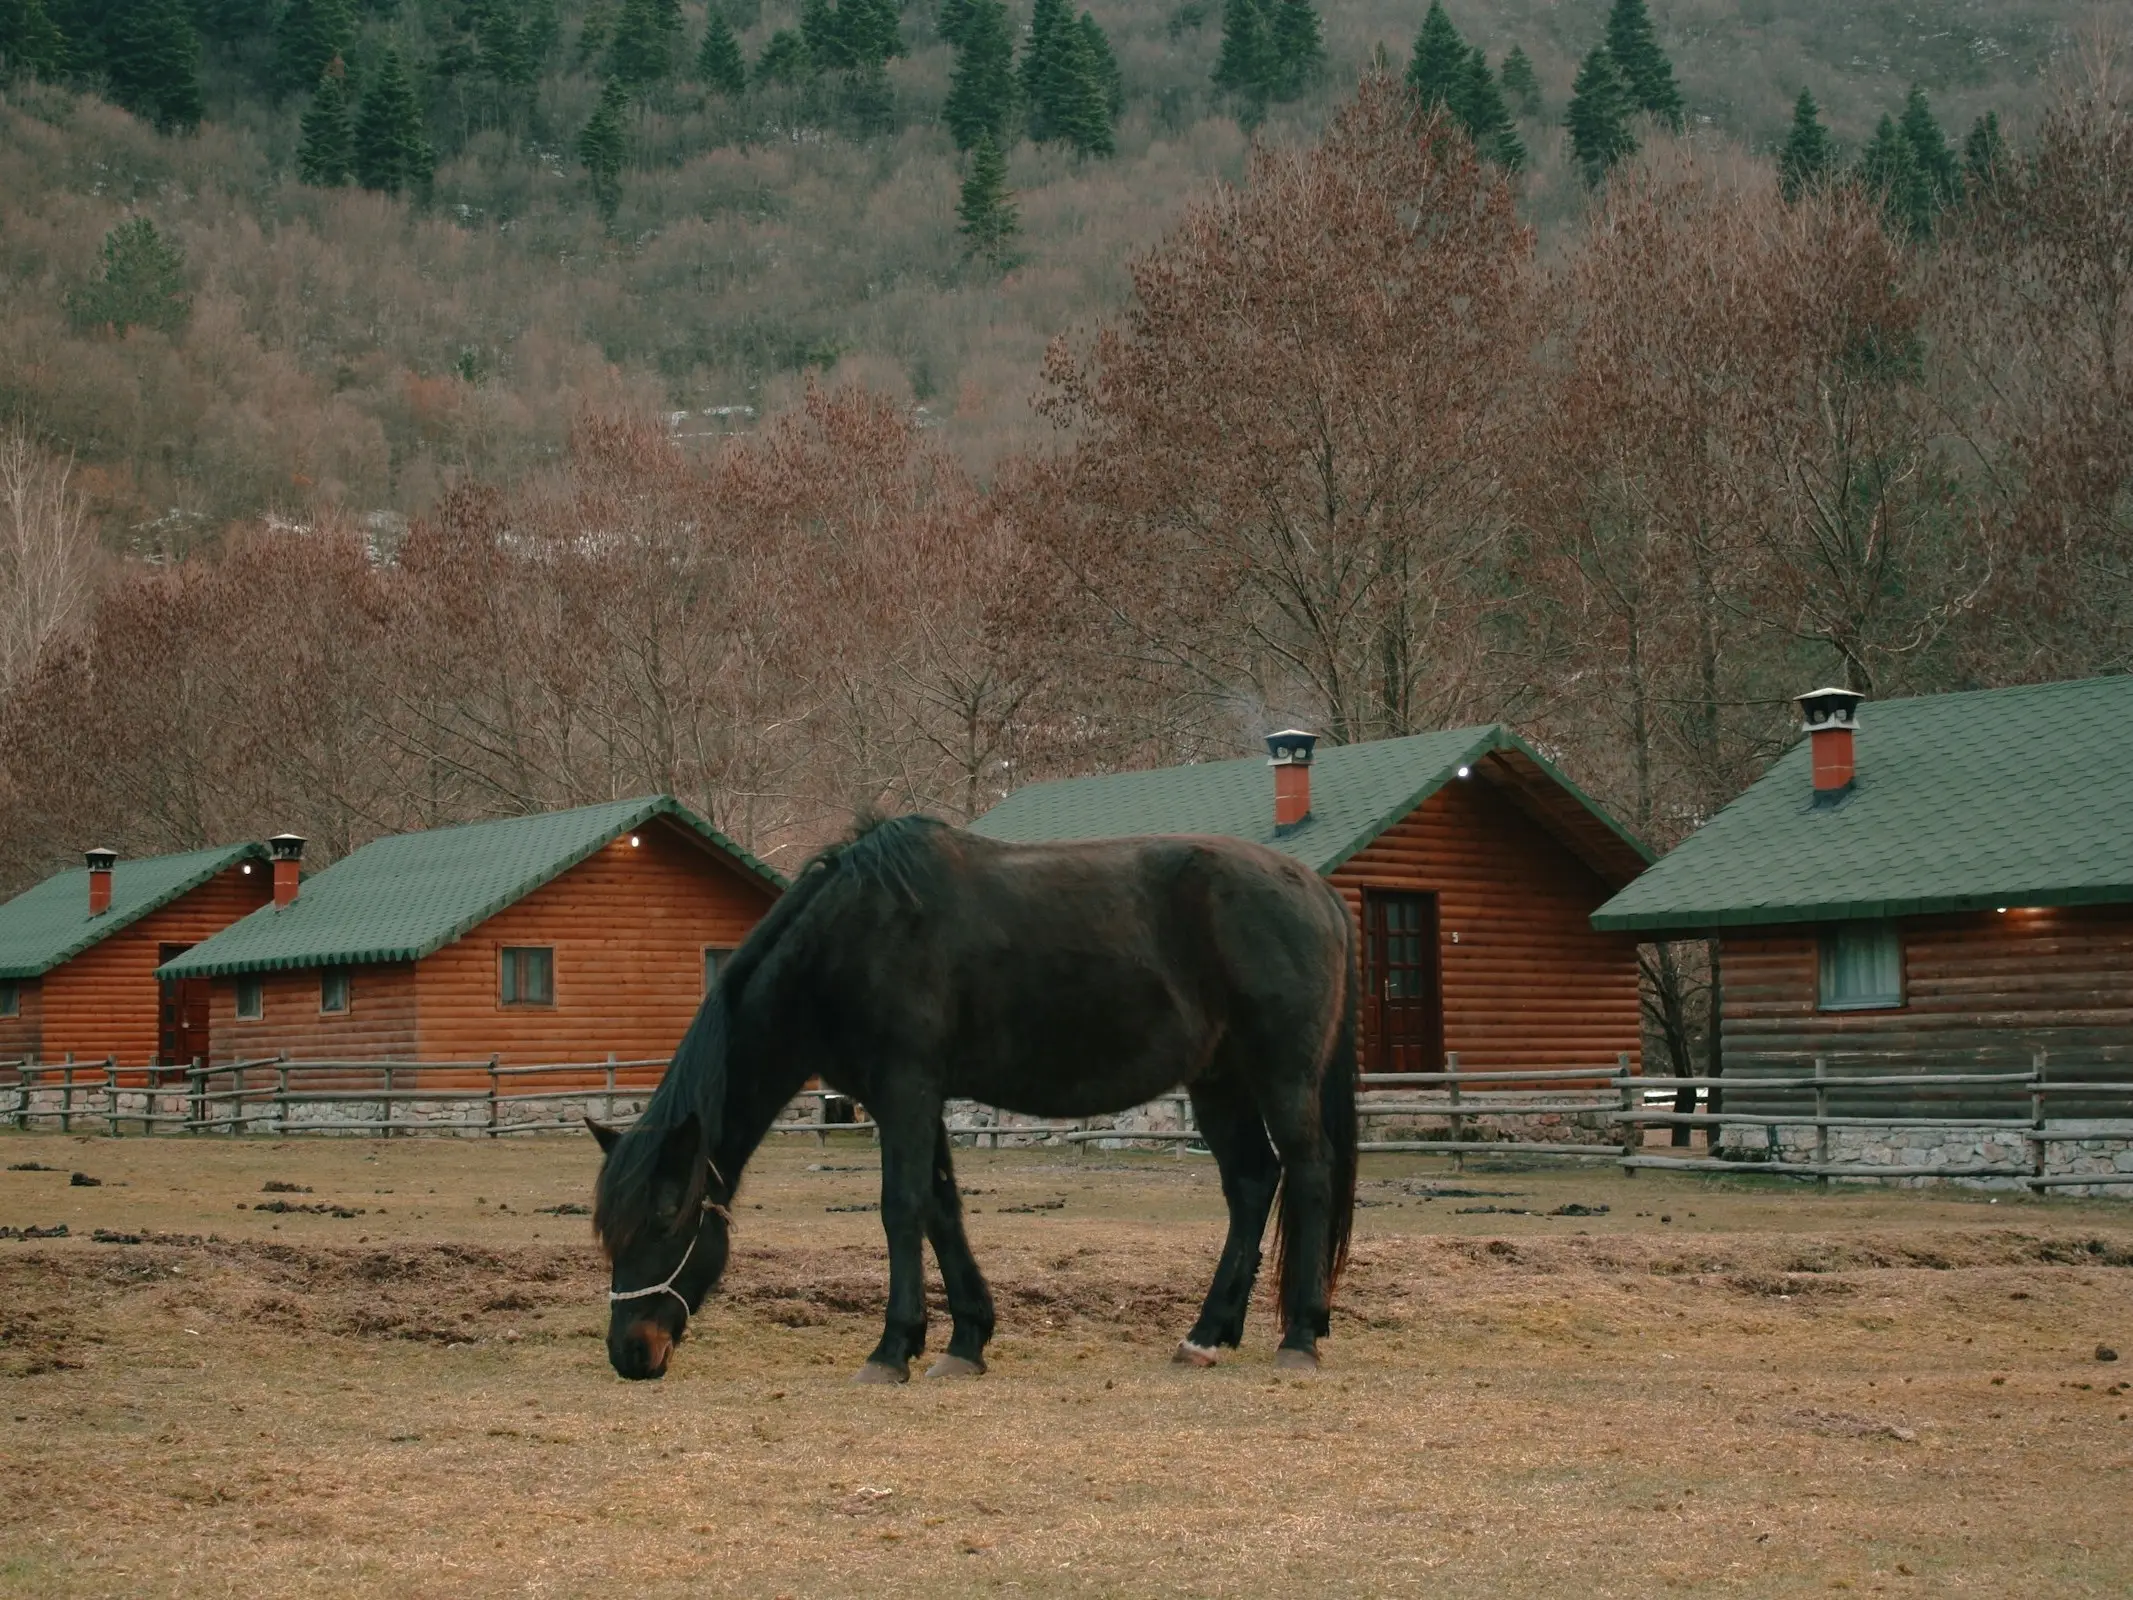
[[156, 796, 783, 980], [1592, 676, 2133, 935], [971, 725, 1652, 884], [0, 843, 269, 981]]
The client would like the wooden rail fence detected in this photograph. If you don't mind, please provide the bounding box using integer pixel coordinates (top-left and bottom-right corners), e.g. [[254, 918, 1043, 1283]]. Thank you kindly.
[[3, 1049, 2129, 1192]]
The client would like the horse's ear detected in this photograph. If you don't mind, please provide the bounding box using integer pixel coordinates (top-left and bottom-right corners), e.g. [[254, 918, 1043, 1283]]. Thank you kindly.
[[585, 1117, 621, 1154]]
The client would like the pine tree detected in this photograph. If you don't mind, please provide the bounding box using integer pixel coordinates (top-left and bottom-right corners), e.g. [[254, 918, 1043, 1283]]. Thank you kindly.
[[840, 58, 895, 132], [577, 76, 629, 217], [1035, 10, 1110, 155], [523, 0, 562, 66], [297, 55, 356, 185], [474, 0, 534, 89], [957, 130, 1018, 265], [66, 215, 189, 334], [799, 0, 852, 71], [1603, 0, 1681, 128], [695, 6, 746, 94], [1020, 0, 1066, 131], [1776, 88, 1834, 202], [1079, 11, 1122, 117], [1, 0, 67, 81], [353, 47, 433, 197], [575, 3, 613, 68], [1457, 48, 1524, 169], [1858, 111, 1932, 239], [937, 0, 978, 48], [609, 0, 678, 88], [1404, 0, 1466, 114], [1565, 45, 1635, 185], [943, 0, 1016, 150], [854, 0, 906, 64], [273, 0, 356, 99], [1210, 0, 1271, 107], [1266, 0, 1321, 103], [1897, 83, 1958, 208], [1498, 43, 1539, 117], [104, 0, 203, 133], [1962, 111, 2005, 193], [754, 27, 810, 83]]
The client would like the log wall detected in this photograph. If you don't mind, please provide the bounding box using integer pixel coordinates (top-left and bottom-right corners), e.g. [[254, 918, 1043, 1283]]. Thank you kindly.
[[37, 865, 272, 1068], [0, 977, 42, 1060], [1329, 764, 1642, 1074], [415, 818, 773, 1065], [1719, 902, 2133, 1114], [210, 962, 420, 1066]]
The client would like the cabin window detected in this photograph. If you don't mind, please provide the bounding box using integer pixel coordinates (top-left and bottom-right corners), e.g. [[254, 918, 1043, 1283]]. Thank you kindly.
[[235, 978, 264, 1021], [1818, 921, 1903, 1011], [703, 947, 734, 993], [0, 982, 17, 1018], [319, 968, 350, 1015], [500, 946, 555, 1007]]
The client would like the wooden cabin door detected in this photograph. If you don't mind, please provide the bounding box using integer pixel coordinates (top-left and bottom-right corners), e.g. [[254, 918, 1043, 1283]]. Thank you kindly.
[[158, 943, 211, 1066], [1362, 890, 1444, 1076]]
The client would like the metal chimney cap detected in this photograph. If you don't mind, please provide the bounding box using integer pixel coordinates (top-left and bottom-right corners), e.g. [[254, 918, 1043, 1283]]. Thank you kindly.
[[267, 833, 308, 861], [1796, 687, 1864, 731], [1266, 729, 1319, 766], [83, 848, 118, 871]]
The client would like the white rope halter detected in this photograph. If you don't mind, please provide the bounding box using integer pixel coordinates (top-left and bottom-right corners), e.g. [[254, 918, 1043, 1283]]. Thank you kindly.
[[607, 1164, 729, 1317]]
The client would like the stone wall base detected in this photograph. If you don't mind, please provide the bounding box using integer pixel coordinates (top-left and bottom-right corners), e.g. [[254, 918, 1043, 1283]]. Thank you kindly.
[[1719, 1121, 2133, 1197]]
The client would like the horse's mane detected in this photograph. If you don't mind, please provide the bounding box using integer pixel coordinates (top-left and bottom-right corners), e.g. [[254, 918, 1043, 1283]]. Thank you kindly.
[[592, 810, 947, 1256]]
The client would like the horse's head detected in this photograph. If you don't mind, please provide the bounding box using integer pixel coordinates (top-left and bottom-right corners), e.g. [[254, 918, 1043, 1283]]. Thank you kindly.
[[589, 1112, 731, 1381]]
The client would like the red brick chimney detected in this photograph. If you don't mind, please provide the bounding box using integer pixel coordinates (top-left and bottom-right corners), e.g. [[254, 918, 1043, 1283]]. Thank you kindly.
[[84, 848, 116, 916], [1797, 688, 1864, 804], [1266, 729, 1318, 832], [268, 833, 306, 908]]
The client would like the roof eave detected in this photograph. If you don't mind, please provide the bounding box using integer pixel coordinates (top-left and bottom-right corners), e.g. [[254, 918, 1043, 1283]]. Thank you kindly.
[[1592, 881, 2133, 937]]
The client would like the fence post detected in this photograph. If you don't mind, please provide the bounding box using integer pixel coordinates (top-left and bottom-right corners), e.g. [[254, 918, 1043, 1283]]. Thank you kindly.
[[1445, 1052, 1464, 1173], [60, 1054, 74, 1134], [188, 1058, 203, 1135], [275, 1061, 290, 1136], [231, 1060, 245, 1135], [382, 1062, 395, 1138], [13, 1060, 28, 1132], [816, 1087, 828, 1150], [105, 1057, 120, 1139], [2028, 1048, 2048, 1197], [604, 1053, 617, 1127], [487, 1055, 501, 1138], [1617, 1052, 1638, 1176], [1813, 1056, 1830, 1188]]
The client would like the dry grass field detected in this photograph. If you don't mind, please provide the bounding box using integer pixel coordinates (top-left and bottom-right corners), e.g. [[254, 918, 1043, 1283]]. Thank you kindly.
[[3, 1131, 2130, 1597]]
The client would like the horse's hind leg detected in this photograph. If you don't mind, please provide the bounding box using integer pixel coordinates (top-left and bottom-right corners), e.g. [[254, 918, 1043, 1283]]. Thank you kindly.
[[921, 1121, 995, 1378], [1175, 1076, 1280, 1366]]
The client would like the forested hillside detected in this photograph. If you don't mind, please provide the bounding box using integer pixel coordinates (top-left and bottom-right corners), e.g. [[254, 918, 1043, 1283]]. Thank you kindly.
[[0, 0, 2079, 544], [0, 0, 2126, 998]]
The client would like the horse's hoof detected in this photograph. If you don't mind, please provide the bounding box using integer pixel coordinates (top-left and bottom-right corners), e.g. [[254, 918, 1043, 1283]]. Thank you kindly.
[[924, 1354, 986, 1379], [1273, 1347, 1320, 1374], [852, 1361, 910, 1385], [1172, 1340, 1220, 1368]]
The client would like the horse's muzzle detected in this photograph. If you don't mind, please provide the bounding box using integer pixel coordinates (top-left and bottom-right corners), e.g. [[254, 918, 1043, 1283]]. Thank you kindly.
[[610, 1318, 675, 1380]]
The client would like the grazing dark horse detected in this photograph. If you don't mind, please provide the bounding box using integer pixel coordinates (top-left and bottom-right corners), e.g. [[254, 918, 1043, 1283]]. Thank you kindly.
[[589, 814, 1358, 1384]]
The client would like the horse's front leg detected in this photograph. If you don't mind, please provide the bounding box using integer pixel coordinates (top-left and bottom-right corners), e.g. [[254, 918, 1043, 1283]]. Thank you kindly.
[[855, 1099, 936, 1384]]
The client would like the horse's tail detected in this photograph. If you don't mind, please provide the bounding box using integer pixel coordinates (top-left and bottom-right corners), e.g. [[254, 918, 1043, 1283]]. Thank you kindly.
[[1322, 939, 1360, 1294], [1273, 926, 1360, 1315]]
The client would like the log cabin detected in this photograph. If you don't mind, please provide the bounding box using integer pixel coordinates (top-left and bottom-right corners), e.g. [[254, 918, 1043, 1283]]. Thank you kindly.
[[970, 727, 1652, 1075], [0, 843, 273, 1069], [155, 796, 783, 1067], [1591, 678, 2133, 1115]]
